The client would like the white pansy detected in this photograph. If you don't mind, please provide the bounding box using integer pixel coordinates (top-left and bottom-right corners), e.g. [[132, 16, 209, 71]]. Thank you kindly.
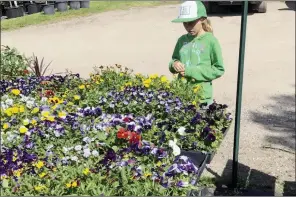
[[83, 148, 91, 158], [41, 97, 48, 103], [54, 130, 61, 137], [71, 156, 78, 162], [5, 99, 13, 106], [26, 100, 35, 109], [83, 137, 91, 143], [20, 95, 29, 102], [169, 139, 181, 156], [1, 95, 8, 100], [1, 102, 8, 110], [177, 127, 186, 136], [63, 147, 69, 153], [75, 145, 82, 151], [92, 150, 99, 156]]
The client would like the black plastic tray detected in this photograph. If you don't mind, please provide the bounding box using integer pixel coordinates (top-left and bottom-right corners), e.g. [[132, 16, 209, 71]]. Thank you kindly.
[[180, 150, 209, 184], [180, 150, 208, 196], [205, 120, 232, 164]]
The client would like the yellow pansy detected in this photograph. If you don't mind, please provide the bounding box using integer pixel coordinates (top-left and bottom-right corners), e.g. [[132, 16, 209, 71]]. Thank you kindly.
[[19, 126, 28, 134], [149, 74, 158, 79], [12, 107, 19, 114], [51, 104, 58, 110], [11, 89, 20, 96], [83, 168, 90, 175], [34, 184, 46, 191], [79, 85, 85, 89], [143, 78, 152, 88], [66, 183, 72, 188], [71, 181, 78, 187], [74, 95, 80, 100], [35, 161, 44, 169], [13, 156, 17, 162], [156, 161, 162, 167], [31, 119, 37, 125], [192, 101, 197, 106], [47, 116, 55, 122], [32, 107, 39, 114], [193, 85, 201, 93], [160, 76, 168, 83], [125, 82, 132, 87], [39, 172, 47, 178], [3, 123, 10, 130], [13, 169, 22, 177], [41, 111, 50, 117], [58, 111, 67, 119], [23, 119, 30, 126], [144, 172, 152, 177], [19, 105, 25, 113], [5, 108, 12, 116]]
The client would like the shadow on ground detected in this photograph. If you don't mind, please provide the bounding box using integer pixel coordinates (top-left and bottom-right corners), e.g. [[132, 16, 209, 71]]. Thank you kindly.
[[283, 181, 296, 196], [278, 1, 296, 11], [249, 94, 295, 151], [200, 159, 279, 196]]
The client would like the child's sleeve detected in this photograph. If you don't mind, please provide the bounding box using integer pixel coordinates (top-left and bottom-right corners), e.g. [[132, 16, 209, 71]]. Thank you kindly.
[[184, 38, 225, 82], [168, 38, 182, 74]]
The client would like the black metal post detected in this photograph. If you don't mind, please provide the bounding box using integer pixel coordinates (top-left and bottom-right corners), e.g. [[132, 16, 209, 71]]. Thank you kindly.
[[232, 1, 248, 188]]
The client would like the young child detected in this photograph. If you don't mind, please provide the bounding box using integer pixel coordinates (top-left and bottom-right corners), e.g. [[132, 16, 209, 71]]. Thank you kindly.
[[169, 0, 225, 106]]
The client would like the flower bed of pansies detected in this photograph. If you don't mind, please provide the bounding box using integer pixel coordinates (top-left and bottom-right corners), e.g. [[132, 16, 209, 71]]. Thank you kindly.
[[0, 65, 232, 196]]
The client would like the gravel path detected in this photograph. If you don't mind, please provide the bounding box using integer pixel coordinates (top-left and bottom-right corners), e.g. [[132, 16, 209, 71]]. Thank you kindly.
[[2, 1, 295, 192]]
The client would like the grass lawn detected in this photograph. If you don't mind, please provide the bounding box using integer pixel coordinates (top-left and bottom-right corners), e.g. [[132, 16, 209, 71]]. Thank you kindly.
[[1, 1, 179, 31]]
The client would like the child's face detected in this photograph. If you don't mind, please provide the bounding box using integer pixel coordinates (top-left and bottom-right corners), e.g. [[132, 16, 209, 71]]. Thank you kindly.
[[183, 18, 203, 36]]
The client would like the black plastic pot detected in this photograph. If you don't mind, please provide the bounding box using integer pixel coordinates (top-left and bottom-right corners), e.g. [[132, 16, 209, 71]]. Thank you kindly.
[[5, 7, 24, 19], [56, 2, 68, 12], [80, 1, 90, 8], [27, 4, 39, 15], [18, 6, 25, 17], [43, 4, 55, 15], [36, 3, 43, 12], [69, 1, 80, 10]]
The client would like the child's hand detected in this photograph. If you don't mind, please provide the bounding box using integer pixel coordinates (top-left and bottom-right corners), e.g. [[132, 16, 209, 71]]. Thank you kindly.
[[173, 61, 185, 72], [180, 71, 185, 76]]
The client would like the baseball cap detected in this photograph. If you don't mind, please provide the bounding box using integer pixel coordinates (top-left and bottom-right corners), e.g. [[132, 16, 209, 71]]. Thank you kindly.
[[172, 0, 207, 23]]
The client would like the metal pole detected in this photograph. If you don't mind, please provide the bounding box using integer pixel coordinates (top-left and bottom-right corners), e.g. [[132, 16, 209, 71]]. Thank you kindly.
[[232, 1, 248, 188]]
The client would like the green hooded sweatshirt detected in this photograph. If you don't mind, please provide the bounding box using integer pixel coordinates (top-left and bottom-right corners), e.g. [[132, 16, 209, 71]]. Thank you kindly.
[[168, 32, 225, 104]]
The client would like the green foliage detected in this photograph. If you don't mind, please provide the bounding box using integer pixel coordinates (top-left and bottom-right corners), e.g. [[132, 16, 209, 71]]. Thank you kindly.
[[0, 45, 30, 80]]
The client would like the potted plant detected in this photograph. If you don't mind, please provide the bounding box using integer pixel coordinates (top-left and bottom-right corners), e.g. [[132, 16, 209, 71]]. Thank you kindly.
[[80, 0, 90, 8], [27, 1, 39, 15], [4, 1, 24, 19], [42, 1, 55, 15], [69, 1, 80, 10], [55, 0, 68, 12]]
